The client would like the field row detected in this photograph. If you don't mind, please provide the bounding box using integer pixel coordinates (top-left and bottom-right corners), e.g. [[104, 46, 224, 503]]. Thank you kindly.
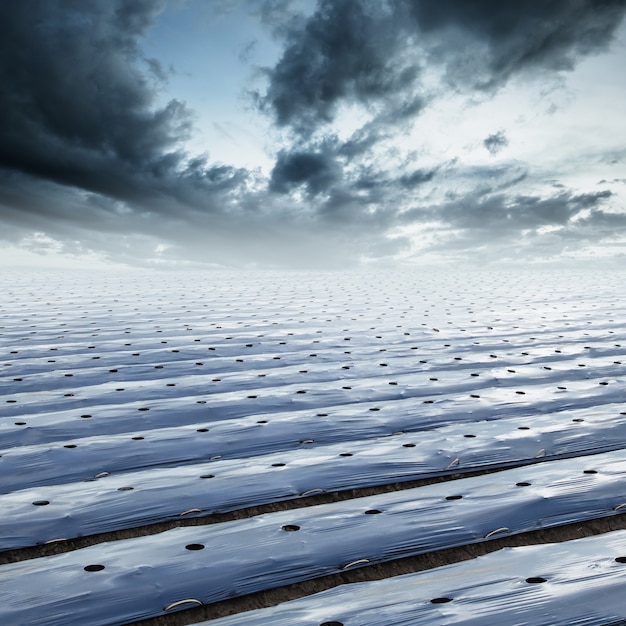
[[1, 270, 626, 625]]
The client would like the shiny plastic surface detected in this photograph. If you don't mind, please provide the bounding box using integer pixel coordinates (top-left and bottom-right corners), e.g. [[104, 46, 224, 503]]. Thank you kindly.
[[1, 269, 625, 625], [205, 529, 626, 626]]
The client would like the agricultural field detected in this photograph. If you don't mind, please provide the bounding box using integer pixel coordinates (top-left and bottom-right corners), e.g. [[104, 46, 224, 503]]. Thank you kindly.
[[1, 268, 626, 625]]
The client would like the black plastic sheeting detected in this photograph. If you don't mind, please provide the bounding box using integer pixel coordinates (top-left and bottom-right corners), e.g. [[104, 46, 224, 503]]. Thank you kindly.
[[2, 370, 624, 455], [2, 401, 626, 495], [3, 437, 626, 551], [1, 270, 626, 625], [1, 452, 626, 624], [204, 529, 626, 626]]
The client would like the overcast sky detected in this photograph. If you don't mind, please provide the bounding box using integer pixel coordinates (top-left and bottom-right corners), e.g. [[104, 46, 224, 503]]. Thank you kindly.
[[1, 0, 625, 269]]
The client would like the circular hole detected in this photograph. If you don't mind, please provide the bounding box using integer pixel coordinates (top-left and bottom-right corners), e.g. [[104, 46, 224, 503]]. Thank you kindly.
[[137, 407, 149, 412], [516, 482, 532, 487], [365, 509, 382, 515], [197, 428, 209, 433], [200, 474, 214, 479], [257, 420, 268, 424], [132, 436, 144, 440], [518, 426, 530, 430], [402, 443, 416, 448], [80, 414, 92, 419], [64, 444, 77, 449], [271, 463, 286, 467], [282, 524, 300, 532], [339, 453, 353, 457], [614, 557, 626, 563], [33, 500, 49, 506], [463, 434, 476, 438], [320, 622, 343, 626], [84, 564, 105, 572], [118, 486, 134, 491], [445, 495, 462, 501], [14, 421, 26, 425], [583, 469, 597, 474], [430, 597, 453, 604], [526, 577, 547, 584], [185, 543, 205, 551]]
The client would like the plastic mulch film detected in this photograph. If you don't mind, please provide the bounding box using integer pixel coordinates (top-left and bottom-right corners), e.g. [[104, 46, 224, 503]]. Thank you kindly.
[[203, 529, 626, 626], [2, 401, 626, 494], [2, 442, 626, 551], [2, 454, 626, 623]]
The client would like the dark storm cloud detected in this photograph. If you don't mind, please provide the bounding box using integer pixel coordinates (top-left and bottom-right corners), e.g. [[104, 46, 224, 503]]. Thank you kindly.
[[407, 0, 626, 88], [253, 0, 626, 256], [399, 168, 438, 189], [1, 0, 625, 269], [0, 0, 247, 216], [270, 148, 342, 195], [260, 0, 626, 132], [396, 188, 616, 263], [405, 187, 622, 263], [484, 131, 509, 156], [258, 0, 422, 134], [428, 190, 613, 233]]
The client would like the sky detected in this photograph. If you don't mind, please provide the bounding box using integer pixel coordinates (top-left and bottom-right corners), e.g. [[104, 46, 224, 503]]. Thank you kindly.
[[1, 0, 625, 270]]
